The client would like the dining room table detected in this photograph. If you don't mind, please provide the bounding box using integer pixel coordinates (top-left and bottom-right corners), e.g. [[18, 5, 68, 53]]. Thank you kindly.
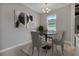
[[42, 31, 56, 55]]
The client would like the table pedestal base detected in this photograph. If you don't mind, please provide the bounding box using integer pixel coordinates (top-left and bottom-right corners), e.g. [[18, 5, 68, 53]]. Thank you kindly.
[[42, 45, 51, 50]]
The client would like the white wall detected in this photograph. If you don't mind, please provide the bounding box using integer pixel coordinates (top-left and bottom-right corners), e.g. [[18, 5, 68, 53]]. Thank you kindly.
[[70, 4, 75, 46], [40, 4, 75, 44], [0, 3, 40, 50], [0, 4, 3, 50]]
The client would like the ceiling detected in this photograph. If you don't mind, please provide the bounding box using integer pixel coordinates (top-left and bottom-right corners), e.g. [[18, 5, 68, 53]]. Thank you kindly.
[[23, 3, 70, 14]]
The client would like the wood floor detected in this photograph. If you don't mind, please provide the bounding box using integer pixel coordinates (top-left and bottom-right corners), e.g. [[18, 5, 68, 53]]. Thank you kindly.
[[0, 40, 76, 56], [21, 42, 75, 56]]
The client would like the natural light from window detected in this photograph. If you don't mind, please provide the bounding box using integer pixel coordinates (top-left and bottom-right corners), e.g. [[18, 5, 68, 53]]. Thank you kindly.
[[47, 15, 56, 32]]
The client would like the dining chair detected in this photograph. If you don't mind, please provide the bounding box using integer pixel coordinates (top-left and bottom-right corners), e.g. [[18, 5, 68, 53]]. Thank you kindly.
[[31, 31, 47, 56], [47, 31, 56, 55], [53, 31, 65, 55]]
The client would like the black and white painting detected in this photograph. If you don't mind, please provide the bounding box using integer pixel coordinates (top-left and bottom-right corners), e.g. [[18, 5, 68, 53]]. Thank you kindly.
[[14, 9, 27, 28], [14, 9, 33, 28], [26, 15, 33, 24], [26, 15, 34, 29]]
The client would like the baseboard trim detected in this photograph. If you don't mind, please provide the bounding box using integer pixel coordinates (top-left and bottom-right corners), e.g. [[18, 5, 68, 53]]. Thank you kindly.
[[0, 40, 31, 53]]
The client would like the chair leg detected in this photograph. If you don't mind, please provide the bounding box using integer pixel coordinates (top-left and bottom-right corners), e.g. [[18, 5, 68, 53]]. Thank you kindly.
[[61, 45, 64, 55], [52, 39, 54, 55], [37, 47, 39, 56], [32, 46, 34, 55], [45, 45, 47, 56], [54, 44, 58, 55], [56, 45, 58, 55]]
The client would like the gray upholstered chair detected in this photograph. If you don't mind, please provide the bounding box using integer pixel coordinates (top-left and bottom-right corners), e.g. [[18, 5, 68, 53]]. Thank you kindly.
[[31, 31, 47, 56], [53, 31, 65, 55]]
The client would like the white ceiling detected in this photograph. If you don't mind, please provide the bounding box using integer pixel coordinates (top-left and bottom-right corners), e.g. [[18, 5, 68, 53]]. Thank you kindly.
[[23, 3, 70, 14]]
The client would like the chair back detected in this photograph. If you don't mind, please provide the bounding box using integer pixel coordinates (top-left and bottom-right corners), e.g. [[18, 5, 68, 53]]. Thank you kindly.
[[55, 31, 65, 44], [59, 31, 65, 44], [31, 32, 40, 47]]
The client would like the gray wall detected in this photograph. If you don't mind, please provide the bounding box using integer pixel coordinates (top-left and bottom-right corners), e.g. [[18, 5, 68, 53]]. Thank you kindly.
[[40, 4, 75, 44], [0, 3, 40, 50]]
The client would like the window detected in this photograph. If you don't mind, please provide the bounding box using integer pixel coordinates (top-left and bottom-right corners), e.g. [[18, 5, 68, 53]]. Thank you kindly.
[[47, 15, 56, 32]]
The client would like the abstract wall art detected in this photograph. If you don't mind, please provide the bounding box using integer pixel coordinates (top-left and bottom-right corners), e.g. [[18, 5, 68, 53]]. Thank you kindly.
[[14, 9, 26, 28], [14, 9, 33, 28]]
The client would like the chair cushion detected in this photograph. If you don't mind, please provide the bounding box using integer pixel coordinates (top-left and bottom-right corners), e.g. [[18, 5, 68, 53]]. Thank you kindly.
[[39, 35, 48, 47]]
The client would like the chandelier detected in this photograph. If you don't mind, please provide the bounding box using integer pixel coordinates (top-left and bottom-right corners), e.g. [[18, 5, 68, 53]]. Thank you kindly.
[[42, 3, 51, 13]]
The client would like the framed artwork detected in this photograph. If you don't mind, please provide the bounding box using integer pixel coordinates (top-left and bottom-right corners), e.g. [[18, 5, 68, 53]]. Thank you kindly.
[[14, 9, 33, 28], [26, 15, 33, 29], [26, 15, 33, 24], [14, 9, 27, 28]]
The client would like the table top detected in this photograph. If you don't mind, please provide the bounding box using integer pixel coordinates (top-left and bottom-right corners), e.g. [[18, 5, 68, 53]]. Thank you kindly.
[[43, 31, 56, 35]]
